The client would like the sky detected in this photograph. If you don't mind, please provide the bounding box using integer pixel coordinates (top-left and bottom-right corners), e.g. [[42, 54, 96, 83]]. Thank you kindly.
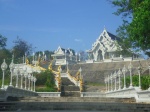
[[0, 0, 123, 53]]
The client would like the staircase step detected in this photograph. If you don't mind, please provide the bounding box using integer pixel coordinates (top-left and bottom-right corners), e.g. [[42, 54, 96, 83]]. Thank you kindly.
[[61, 91, 80, 97], [19, 97, 136, 103], [61, 77, 75, 86], [61, 85, 80, 91]]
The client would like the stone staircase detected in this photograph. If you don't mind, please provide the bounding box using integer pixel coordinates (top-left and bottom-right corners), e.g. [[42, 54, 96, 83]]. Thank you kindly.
[[61, 77, 80, 97], [2, 97, 149, 112], [19, 96, 136, 103]]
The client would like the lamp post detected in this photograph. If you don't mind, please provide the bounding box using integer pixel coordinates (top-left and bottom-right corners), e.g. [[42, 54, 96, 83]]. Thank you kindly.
[[117, 68, 122, 90], [138, 66, 141, 89], [122, 65, 127, 89], [24, 72, 28, 90], [1, 59, 8, 89], [9, 59, 14, 87], [15, 66, 19, 88], [23, 66, 27, 90], [20, 68, 24, 89], [128, 62, 133, 88], [114, 71, 117, 91], [28, 74, 31, 90], [33, 77, 37, 92]]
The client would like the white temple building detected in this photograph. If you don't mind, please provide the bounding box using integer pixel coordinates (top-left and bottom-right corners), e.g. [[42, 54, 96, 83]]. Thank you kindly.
[[86, 28, 124, 62], [51, 46, 77, 65]]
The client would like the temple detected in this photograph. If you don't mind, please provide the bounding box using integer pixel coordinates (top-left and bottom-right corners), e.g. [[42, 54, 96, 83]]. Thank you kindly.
[[51, 46, 76, 65], [86, 28, 123, 62]]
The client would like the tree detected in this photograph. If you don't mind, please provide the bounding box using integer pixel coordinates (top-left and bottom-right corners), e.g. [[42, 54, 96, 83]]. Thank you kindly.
[[12, 37, 33, 59], [110, 0, 150, 56], [0, 34, 7, 49], [34, 70, 57, 92], [123, 75, 150, 90]]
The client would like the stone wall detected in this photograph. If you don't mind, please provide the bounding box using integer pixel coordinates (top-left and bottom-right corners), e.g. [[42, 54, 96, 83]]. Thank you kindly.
[[61, 60, 149, 83]]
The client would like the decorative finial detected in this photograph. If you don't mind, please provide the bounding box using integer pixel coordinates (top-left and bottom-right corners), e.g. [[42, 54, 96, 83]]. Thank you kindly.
[[104, 25, 106, 30]]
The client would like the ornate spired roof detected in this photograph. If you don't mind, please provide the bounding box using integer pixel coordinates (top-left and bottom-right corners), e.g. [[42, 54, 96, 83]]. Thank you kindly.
[[86, 28, 122, 53], [107, 31, 121, 41], [52, 46, 75, 56]]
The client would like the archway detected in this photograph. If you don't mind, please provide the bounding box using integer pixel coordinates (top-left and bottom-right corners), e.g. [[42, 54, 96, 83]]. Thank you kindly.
[[97, 50, 103, 61]]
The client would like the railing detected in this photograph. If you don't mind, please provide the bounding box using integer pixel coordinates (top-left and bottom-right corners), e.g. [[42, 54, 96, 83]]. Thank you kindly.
[[105, 87, 150, 103], [67, 72, 80, 86]]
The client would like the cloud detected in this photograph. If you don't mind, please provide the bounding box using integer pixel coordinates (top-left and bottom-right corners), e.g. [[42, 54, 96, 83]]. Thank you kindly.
[[74, 39, 82, 42]]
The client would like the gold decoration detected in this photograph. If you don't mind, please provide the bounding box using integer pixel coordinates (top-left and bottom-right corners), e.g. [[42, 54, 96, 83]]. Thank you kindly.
[[26, 58, 29, 64]]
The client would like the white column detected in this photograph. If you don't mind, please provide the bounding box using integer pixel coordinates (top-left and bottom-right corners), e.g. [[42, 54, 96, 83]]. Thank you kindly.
[[122, 65, 126, 89], [34, 77, 37, 92], [138, 67, 141, 89], [78, 53, 80, 61], [118, 68, 121, 90], [28, 74, 31, 90], [102, 51, 105, 60], [76, 52, 78, 62], [24, 74, 27, 90], [128, 62, 133, 88], [31, 76, 33, 91], [20, 74, 22, 89], [15, 67, 19, 88]]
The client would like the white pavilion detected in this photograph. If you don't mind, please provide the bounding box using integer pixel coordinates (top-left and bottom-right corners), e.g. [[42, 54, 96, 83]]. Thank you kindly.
[[86, 28, 124, 62], [51, 46, 76, 65]]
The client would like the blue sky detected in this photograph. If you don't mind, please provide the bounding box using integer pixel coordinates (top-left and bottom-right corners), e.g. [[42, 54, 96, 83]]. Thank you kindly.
[[0, 0, 122, 52]]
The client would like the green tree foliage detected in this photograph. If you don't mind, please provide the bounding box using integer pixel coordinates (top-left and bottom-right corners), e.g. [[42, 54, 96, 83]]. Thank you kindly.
[[0, 34, 7, 49], [34, 70, 57, 92], [122, 75, 150, 90], [12, 37, 33, 59], [111, 0, 150, 56]]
